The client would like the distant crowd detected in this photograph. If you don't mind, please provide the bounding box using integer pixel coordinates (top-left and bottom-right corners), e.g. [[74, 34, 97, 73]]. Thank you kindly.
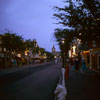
[[54, 56, 87, 73]]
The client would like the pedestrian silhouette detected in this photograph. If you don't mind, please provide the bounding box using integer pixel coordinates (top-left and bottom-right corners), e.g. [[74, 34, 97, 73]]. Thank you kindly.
[[81, 58, 87, 73], [74, 58, 80, 72]]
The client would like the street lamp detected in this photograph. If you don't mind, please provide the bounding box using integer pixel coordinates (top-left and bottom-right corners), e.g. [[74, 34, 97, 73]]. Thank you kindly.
[[61, 38, 65, 68]]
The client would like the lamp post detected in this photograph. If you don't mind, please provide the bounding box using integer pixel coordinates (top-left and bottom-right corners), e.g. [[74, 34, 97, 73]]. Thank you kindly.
[[61, 38, 65, 68]]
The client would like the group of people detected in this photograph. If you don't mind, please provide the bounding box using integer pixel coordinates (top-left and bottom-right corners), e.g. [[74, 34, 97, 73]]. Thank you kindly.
[[11, 58, 17, 67], [54, 58, 59, 64], [54, 56, 87, 73], [70, 57, 87, 73]]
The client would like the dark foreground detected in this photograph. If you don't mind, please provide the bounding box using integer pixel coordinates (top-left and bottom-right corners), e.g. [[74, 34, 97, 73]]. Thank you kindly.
[[0, 63, 61, 100], [66, 70, 100, 100]]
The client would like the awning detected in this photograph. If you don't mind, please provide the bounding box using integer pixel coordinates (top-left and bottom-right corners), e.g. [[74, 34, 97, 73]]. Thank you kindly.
[[91, 47, 100, 52]]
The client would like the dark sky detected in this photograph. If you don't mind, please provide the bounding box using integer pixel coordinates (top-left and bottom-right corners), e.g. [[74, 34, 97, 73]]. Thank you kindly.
[[0, 0, 65, 52]]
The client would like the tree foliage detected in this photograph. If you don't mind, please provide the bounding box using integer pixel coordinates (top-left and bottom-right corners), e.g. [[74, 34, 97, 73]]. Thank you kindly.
[[54, 0, 100, 51], [1, 32, 25, 53], [54, 28, 74, 52], [45, 51, 54, 61]]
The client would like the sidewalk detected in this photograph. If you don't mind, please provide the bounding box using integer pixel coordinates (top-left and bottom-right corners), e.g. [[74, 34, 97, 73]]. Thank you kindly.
[[65, 69, 100, 100], [0, 62, 52, 76]]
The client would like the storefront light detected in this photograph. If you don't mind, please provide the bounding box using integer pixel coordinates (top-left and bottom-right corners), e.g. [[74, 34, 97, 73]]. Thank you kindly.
[[17, 54, 21, 57], [25, 51, 27, 56], [73, 45, 76, 55], [69, 50, 71, 58], [54, 56, 57, 58]]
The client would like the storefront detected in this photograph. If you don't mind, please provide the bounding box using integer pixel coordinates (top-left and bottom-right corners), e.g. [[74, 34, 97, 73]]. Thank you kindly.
[[90, 48, 100, 70], [82, 51, 90, 68], [82, 48, 100, 70]]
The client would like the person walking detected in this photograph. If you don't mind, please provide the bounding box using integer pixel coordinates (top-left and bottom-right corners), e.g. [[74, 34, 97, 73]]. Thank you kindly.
[[13, 59, 17, 67], [81, 58, 87, 73], [55, 58, 58, 64]]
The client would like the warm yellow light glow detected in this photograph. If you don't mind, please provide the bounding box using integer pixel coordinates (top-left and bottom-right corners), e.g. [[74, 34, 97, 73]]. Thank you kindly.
[[44, 56, 47, 59], [25, 51, 27, 56], [73, 45, 76, 55], [4, 48, 6, 52], [54, 56, 57, 58], [79, 33, 82, 35], [83, 51, 90, 54], [27, 50, 29, 52], [59, 56, 61, 58], [62, 40, 65, 44], [69, 50, 71, 58], [61, 38, 65, 44], [97, 18, 100, 20], [77, 39, 79, 41], [17, 54, 21, 57]]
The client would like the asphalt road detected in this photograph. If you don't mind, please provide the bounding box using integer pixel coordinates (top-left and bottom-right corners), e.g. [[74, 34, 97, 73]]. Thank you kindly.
[[0, 63, 61, 100], [66, 70, 100, 100]]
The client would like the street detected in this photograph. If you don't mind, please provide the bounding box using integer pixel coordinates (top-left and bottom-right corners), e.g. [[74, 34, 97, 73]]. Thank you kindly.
[[66, 70, 100, 100], [0, 63, 61, 100]]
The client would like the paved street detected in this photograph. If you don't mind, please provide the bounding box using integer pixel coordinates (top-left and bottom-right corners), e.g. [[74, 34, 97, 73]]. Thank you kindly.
[[66, 70, 100, 100], [0, 63, 61, 100]]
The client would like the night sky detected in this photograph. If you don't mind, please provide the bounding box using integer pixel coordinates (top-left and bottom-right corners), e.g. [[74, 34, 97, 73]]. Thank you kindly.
[[0, 0, 65, 52]]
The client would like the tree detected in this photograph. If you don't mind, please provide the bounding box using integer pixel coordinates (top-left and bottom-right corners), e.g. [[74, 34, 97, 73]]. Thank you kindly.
[[82, 0, 100, 39], [53, 0, 100, 51], [39, 48, 45, 55], [83, 0, 100, 17], [24, 39, 35, 49], [1, 32, 25, 53], [45, 51, 54, 61], [54, 28, 74, 53]]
